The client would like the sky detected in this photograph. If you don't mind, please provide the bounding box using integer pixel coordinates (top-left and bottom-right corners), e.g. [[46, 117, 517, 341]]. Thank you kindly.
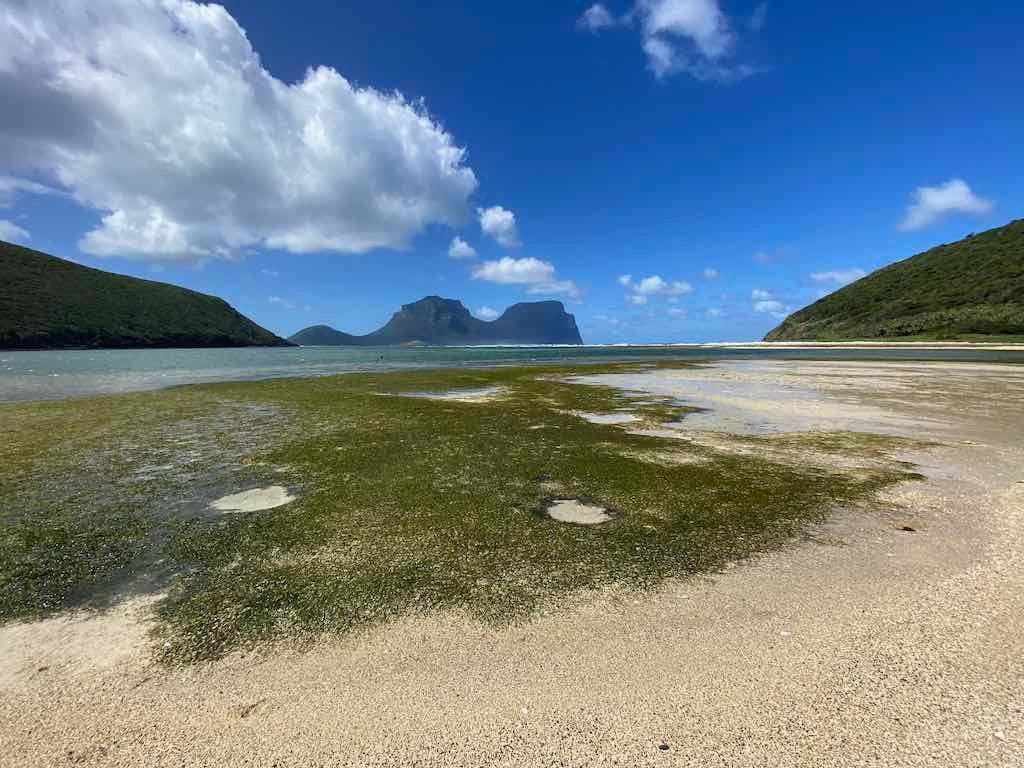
[[1, 0, 1021, 343]]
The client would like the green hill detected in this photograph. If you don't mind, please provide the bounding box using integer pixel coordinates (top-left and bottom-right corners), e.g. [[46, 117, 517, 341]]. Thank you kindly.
[[765, 219, 1024, 341], [0, 240, 289, 349]]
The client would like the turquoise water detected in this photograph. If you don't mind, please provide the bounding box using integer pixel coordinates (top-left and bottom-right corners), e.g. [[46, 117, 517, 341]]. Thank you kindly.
[[1, 345, 1022, 402]]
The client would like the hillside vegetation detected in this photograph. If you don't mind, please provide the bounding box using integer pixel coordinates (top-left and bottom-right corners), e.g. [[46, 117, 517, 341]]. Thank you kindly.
[[765, 219, 1024, 341], [0, 240, 288, 349]]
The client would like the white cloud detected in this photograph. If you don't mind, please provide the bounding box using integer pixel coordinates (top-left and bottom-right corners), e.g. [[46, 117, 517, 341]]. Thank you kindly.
[[753, 299, 784, 314], [0, 1, 477, 261], [0, 176, 63, 208], [474, 257, 554, 285], [641, 0, 734, 59], [478, 206, 521, 248], [471, 256, 580, 299], [475, 305, 500, 321], [751, 288, 789, 318], [578, 4, 618, 31], [705, 307, 724, 318], [268, 295, 296, 310], [668, 307, 687, 317], [584, 1, 757, 81], [748, 2, 768, 31], [620, 274, 693, 304], [899, 179, 993, 232], [702, 267, 719, 279], [810, 268, 865, 286], [0, 219, 30, 242], [448, 236, 477, 260], [260, 268, 280, 277]]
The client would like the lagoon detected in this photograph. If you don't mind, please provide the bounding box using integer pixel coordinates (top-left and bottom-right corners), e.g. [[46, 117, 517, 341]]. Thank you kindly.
[[3, 343, 1024, 401]]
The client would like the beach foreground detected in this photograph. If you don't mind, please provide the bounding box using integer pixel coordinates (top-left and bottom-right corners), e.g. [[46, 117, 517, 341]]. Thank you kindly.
[[1, 359, 1021, 766]]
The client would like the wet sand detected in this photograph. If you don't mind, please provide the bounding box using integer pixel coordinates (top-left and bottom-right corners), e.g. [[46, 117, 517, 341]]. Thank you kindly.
[[2, 359, 1022, 766]]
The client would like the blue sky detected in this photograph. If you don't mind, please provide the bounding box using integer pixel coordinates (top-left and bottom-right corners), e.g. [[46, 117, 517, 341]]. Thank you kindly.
[[1, 1, 1021, 342]]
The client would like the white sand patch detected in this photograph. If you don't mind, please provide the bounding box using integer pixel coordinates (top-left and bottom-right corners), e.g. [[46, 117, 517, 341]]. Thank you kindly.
[[211, 486, 295, 513], [570, 360, 979, 436], [0, 595, 158, 688], [545, 499, 614, 525], [400, 386, 505, 403], [573, 411, 639, 425]]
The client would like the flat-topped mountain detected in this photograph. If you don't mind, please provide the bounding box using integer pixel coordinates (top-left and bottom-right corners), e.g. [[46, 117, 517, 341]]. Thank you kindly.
[[291, 296, 583, 346], [766, 219, 1024, 341], [0, 240, 289, 350]]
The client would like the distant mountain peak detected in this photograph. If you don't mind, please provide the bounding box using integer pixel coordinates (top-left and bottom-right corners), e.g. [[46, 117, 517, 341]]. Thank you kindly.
[[291, 296, 582, 346]]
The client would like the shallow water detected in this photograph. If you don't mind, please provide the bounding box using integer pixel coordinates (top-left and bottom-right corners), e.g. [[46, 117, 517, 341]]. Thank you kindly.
[[1, 344, 1022, 402]]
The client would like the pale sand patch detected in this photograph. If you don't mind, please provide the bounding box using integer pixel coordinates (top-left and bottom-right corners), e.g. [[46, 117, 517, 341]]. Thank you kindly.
[[545, 499, 614, 525], [210, 486, 294, 513], [572, 411, 639, 425], [399, 386, 505, 403], [572, 359, 1024, 437], [0, 595, 158, 689]]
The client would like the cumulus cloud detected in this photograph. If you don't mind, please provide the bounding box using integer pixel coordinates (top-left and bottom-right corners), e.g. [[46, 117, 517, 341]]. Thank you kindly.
[[0, 0, 477, 261], [899, 179, 993, 232], [472, 256, 580, 299], [260, 268, 280, 277], [448, 236, 477, 260], [702, 267, 719, 279], [0, 176, 64, 208], [705, 307, 724, 318], [578, 3, 618, 31], [753, 299, 784, 314], [475, 305, 500, 321], [268, 296, 297, 310], [478, 206, 521, 248], [751, 288, 790, 319], [582, 0, 758, 81], [620, 274, 693, 305], [667, 307, 687, 318], [810, 268, 865, 286], [0, 219, 30, 243]]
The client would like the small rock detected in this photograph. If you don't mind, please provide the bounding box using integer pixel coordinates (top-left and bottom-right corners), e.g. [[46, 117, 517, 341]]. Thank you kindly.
[[658, 743, 670, 751], [994, 730, 1006, 742], [899, 526, 916, 532]]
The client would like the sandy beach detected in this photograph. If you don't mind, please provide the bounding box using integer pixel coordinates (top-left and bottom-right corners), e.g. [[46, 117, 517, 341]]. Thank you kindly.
[[1, 359, 1022, 766]]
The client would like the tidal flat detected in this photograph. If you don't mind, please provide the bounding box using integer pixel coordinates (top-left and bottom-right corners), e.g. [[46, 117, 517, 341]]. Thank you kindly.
[[0, 361, 924, 663], [2, 358, 1022, 766]]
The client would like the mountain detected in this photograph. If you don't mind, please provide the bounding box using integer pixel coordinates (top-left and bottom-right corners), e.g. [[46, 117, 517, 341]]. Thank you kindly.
[[287, 325, 363, 346], [0, 240, 289, 350], [290, 296, 583, 346], [765, 219, 1024, 341]]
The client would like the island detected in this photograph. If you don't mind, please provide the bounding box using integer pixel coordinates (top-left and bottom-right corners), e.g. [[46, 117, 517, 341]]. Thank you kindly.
[[290, 295, 583, 346]]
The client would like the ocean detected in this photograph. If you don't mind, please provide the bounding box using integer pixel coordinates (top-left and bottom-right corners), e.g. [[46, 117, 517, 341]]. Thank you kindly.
[[2, 344, 1022, 402]]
